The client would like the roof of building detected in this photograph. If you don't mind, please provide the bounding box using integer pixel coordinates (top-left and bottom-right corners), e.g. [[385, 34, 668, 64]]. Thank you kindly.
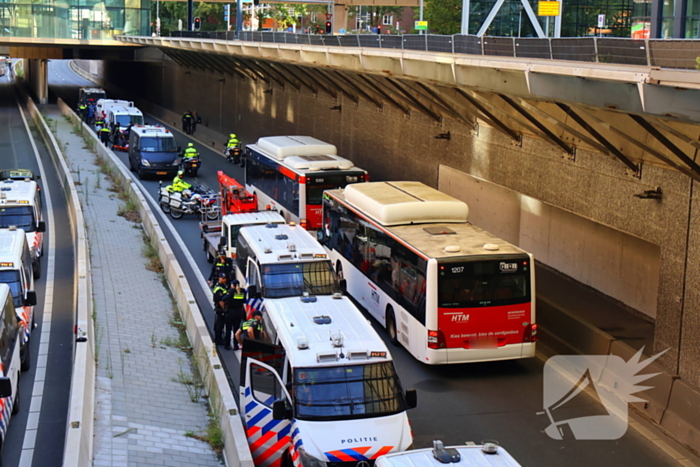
[[264, 295, 391, 368], [240, 223, 327, 264]]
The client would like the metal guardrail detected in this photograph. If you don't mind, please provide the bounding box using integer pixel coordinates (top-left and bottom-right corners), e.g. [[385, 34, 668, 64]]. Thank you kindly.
[[168, 30, 700, 70]]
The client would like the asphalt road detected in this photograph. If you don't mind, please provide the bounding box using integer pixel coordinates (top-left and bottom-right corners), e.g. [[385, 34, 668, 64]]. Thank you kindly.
[[47, 59, 682, 467], [0, 72, 75, 467]]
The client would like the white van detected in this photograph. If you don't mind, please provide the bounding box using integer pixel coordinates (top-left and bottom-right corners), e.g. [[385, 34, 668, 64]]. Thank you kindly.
[[0, 283, 26, 454], [105, 104, 144, 129], [0, 179, 46, 278], [236, 223, 416, 466], [375, 440, 522, 467], [0, 228, 37, 372], [95, 98, 135, 121]]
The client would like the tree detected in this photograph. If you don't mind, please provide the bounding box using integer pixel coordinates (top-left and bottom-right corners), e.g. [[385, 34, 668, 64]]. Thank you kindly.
[[151, 2, 227, 36], [423, 0, 461, 35]]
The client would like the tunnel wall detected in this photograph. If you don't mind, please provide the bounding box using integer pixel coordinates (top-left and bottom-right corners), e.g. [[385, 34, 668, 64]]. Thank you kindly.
[[99, 57, 700, 385]]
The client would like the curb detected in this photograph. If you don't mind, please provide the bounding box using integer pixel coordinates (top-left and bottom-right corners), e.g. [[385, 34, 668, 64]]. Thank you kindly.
[[17, 84, 95, 466], [57, 98, 254, 467]]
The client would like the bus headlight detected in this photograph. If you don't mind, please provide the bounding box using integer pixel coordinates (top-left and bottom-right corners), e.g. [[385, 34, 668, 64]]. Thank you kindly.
[[298, 448, 328, 467]]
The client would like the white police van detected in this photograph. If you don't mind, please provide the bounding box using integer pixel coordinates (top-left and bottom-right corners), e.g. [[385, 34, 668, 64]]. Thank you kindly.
[[236, 223, 417, 467], [0, 179, 45, 279], [0, 228, 37, 372], [0, 283, 26, 460], [375, 440, 522, 467]]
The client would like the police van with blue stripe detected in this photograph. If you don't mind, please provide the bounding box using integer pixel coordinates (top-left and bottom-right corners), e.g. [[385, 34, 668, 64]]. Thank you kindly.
[[0, 283, 26, 464], [236, 223, 417, 467]]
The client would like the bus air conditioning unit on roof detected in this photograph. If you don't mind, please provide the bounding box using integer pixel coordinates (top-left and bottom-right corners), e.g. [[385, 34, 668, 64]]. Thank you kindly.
[[317, 352, 338, 363]]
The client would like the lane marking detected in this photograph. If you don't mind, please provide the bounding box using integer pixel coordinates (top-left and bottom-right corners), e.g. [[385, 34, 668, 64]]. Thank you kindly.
[[16, 92, 57, 467]]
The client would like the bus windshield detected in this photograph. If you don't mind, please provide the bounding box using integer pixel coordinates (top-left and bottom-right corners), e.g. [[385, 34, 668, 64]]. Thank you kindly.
[[293, 362, 406, 421], [0, 206, 35, 231], [139, 137, 177, 152], [116, 115, 144, 127], [307, 173, 363, 205], [438, 258, 531, 308], [0, 270, 22, 308], [261, 261, 339, 298]]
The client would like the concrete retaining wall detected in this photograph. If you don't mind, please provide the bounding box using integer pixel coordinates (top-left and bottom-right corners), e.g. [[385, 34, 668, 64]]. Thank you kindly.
[[18, 84, 95, 466], [57, 98, 254, 467]]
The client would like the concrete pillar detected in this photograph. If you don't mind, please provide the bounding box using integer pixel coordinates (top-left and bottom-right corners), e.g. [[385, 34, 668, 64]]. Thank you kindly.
[[28, 59, 48, 104], [333, 4, 349, 34]]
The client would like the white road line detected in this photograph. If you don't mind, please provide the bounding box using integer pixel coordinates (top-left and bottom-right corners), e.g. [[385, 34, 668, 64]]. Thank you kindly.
[[16, 95, 57, 467]]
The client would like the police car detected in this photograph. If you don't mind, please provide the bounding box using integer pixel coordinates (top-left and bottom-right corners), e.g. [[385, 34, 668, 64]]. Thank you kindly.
[[236, 223, 417, 467], [375, 440, 522, 467], [0, 283, 26, 458], [0, 179, 45, 279], [0, 228, 37, 372]]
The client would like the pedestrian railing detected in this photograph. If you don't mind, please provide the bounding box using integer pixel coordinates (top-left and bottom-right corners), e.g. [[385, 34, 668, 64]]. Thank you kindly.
[[167, 30, 700, 70]]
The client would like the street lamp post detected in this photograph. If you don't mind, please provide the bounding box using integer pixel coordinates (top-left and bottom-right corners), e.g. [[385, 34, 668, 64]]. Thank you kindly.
[[517, 3, 523, 37]]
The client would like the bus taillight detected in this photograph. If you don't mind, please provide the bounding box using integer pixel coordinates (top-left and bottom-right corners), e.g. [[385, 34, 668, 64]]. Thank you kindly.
[[300, 219, 308, 230], [428, 330, 445, 349], [524, 323, 538, 343]]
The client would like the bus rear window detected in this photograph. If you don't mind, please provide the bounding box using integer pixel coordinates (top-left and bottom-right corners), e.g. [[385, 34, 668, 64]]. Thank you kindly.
[[307, 173, 364, 205], [438, 258, 531, 308]]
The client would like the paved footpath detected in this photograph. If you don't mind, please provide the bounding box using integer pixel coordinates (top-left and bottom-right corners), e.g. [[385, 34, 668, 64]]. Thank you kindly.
[[47, 108, 223, 467]]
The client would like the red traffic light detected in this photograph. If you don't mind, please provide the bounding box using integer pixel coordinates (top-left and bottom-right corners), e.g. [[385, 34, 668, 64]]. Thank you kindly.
[[325, 21, 332, 34], [194, 17, 201, 31]]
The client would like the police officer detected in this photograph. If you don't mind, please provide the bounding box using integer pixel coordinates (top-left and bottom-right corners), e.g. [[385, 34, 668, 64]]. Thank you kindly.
[[78, 103, 87, 121], [212, 273, 229, 346], [184, 142, 199, 159], [224, 280, 246, 350], [169, 170, 192, 193], [235, 310, 265, 348], [208, 251, 233, 286], [99, 125, 111, 146], [226, 133, 239, 149]]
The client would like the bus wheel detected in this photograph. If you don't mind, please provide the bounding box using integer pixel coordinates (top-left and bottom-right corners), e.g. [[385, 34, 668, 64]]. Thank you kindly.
[[386, 307, 399, 346], [11, 375, 19, 415], [32, 259, 41, 280]]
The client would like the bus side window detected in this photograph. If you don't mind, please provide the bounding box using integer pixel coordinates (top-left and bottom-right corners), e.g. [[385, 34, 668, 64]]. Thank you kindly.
[[0, 295, 12, 364], [22, 243, 32, 286]]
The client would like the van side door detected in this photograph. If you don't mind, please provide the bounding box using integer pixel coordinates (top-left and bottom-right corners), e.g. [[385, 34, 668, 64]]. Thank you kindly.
[[240, 341, 292, 467]]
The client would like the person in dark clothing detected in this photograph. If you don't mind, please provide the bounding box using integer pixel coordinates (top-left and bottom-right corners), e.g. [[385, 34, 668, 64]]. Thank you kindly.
[[236, 310, 265, 348], [224, 280, 246, 350], [99, 126, 111, 146], [182, 111, 193, 135], [212, 273, 229, 346], [208, 251, 234, 286]]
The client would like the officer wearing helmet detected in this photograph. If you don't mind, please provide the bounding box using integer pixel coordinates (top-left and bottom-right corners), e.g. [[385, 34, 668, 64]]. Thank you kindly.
[[226, 133, 239, 150], [184, 142, 199, 159], [170, 170, 192, 193]]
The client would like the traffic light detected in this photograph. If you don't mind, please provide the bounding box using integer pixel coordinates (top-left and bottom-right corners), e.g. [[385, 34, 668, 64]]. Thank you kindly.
[[223, 4, 229, 22], [325, 21, 332, 34], [377, 25, 381, 34], [194, 17, 201, 31]]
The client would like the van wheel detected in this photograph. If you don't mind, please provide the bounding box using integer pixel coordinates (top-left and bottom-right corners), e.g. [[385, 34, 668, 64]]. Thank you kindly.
[[137, 167, 145, 180], [280, 450, 293, 467], [11, 375, 19, 415], [128, 157, 135, 172], [32, 259, 41, 280], [386, 307, 399, 346], [335, 261, 344, 280], [21, 341, 30, 372]]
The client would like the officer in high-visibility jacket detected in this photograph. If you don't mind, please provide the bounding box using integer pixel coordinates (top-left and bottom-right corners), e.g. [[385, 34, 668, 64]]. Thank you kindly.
[[169, 171, 192, 193], [225, 280, 246, 350], [226, 133, 239, 149], [184, 142, 199, 159], [99, 126, 111, 146], [208, 251, 233, 285], [236, 310, 265, 348], [78, 104, 87, 121], [212, 273, 229, 346]]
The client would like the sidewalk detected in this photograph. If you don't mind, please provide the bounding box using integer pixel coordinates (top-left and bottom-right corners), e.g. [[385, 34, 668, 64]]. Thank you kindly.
[[45, 108, 224, 467]]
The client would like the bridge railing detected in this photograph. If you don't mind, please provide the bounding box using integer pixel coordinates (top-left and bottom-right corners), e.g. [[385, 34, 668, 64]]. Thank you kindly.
[[168, 30, 700, 70]]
